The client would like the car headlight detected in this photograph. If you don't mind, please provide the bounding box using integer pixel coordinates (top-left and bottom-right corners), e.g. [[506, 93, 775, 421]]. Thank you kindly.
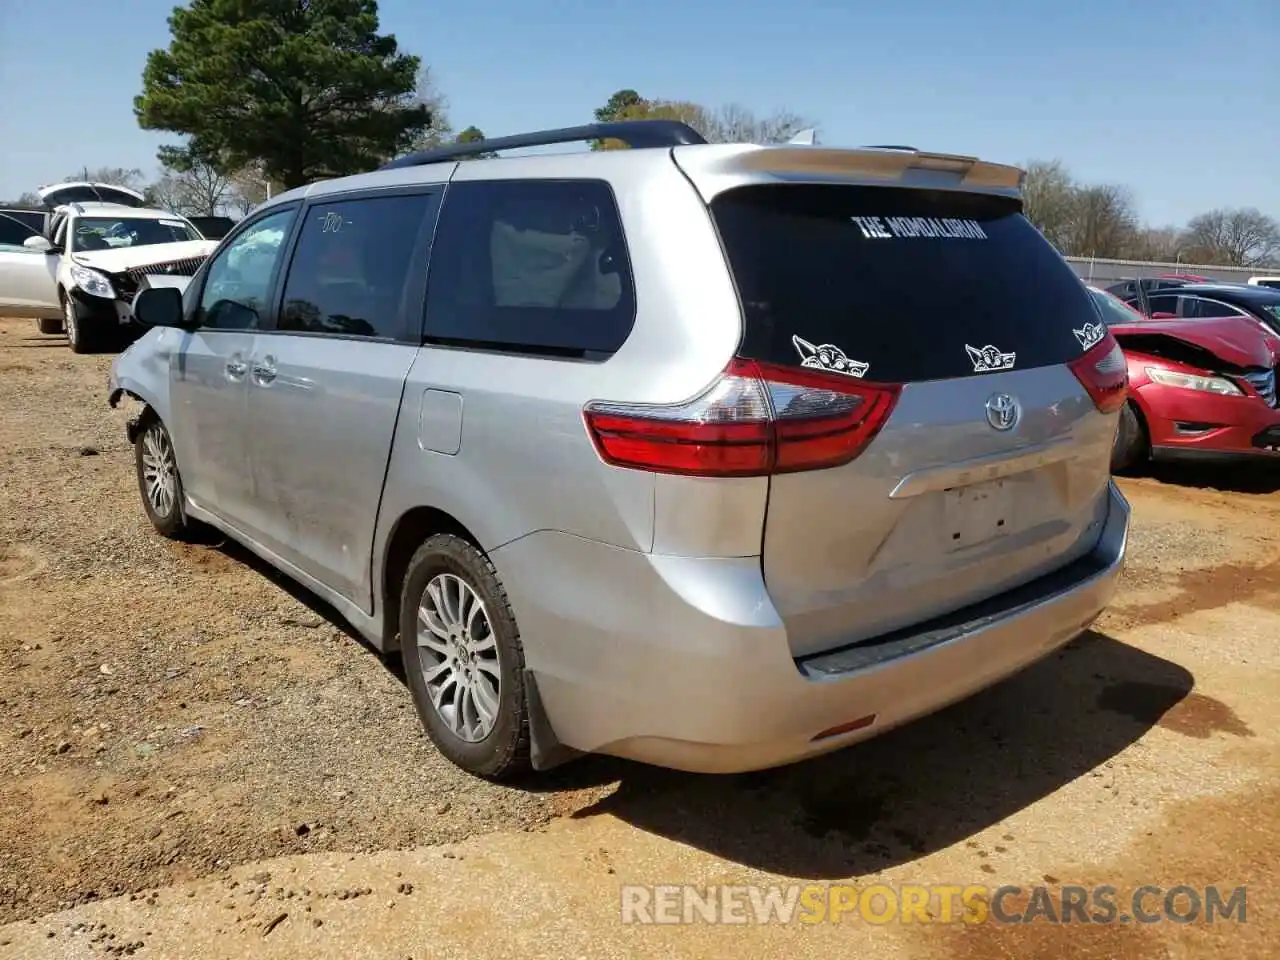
[[69, 264, 115, 299], [1145, 366, 1243, 396]]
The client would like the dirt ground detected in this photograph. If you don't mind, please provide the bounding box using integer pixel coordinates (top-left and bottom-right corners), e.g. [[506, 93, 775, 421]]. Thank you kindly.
[[1, 315, 1278, 958]]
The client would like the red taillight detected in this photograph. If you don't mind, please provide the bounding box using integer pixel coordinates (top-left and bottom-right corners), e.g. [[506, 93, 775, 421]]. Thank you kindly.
[[1069, 335, 1129, 414], [583, 358, 901, 477]]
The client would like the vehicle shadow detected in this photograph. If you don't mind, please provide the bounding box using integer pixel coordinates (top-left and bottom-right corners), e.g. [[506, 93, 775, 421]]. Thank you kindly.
[[191, 529, 409, 680], [560, 630, 1193, 879], [1128, 459, 1280, 495], [188, 533, 1191, 878]]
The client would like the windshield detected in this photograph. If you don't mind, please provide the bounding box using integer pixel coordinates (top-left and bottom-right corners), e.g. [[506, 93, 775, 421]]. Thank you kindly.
[[1088, 287, 1144, 326], [70, 217, 198, 253]]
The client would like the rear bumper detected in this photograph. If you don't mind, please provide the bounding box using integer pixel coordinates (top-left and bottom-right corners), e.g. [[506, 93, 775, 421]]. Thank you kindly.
[[495, 482, 1130, 774]]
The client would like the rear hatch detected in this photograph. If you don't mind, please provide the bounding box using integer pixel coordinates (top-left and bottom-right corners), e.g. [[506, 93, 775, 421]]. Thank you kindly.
[[37, 182, 147, 208], [708, 183, 1120, 657]]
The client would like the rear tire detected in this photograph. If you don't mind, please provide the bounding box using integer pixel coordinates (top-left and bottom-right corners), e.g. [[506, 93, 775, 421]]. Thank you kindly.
[[1111, 402, 1149, 473], [399, 534, 532, 781], [35, 317, 63, 336]]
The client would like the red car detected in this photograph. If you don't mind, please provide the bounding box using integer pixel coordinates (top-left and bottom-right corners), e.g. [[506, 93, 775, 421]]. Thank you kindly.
[[1086, 286, 1280, 469]]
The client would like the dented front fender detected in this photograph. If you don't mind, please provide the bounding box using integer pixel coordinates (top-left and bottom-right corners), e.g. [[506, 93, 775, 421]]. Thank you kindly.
[[107, 327, 176, 430]]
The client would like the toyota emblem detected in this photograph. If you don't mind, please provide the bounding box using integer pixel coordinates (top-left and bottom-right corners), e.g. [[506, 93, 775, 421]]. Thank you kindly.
[[985, 393, 1020, 431]]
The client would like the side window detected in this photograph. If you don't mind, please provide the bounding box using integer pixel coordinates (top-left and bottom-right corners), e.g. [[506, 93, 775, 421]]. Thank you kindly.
[[423, 179, 636, 357], [197, 207, 297, 331], [278, 193, 432, 339], [1182, 297, 1244, 319], [1146, 295, 1178, 316], [0, 214, 36, 248]]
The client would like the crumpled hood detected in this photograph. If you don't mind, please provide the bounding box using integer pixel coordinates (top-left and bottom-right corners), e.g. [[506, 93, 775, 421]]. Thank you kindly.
[[72, 239, 217, 274], [1109, 317, 1277, 370]]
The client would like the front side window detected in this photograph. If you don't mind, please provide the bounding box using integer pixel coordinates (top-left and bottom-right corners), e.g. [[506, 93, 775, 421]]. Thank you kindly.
[[197, 208, 297, 331], [278, 193, 433, 339], [70, 217, 199, 252], [423, 180, 636, 357]]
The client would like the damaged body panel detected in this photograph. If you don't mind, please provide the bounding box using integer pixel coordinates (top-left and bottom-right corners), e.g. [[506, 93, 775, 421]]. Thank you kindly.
[[1090, 287, 1280, 465]]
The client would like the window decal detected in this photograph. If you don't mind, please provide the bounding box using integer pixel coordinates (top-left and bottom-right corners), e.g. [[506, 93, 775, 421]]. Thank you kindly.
[[792, 335, 870, 378], [1074, 321, 1106, 351], [965, 343, 1017, 373]]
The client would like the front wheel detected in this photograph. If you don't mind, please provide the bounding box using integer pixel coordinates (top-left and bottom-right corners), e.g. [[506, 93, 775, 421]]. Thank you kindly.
[[134, 414, 191, 539], [1111, 401, 1149, 473], [399, 534, 531, 780], [63, 296, 97, 354]]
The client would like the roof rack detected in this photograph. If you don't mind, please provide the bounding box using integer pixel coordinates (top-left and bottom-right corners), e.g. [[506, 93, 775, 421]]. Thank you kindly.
[[379, 120, 708, 170]]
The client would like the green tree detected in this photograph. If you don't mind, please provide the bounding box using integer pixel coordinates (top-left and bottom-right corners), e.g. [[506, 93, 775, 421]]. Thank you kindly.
[[453, 125, 497, 159], [591, 89, 644, 149], [134, 0, 431, 190]]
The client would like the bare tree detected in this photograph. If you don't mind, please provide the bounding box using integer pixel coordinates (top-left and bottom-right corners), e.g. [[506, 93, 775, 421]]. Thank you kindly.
[[406, 66, 453, 152], [64, 167, 148, 191], [1065, 184, 1139, 259], [1127, 226, 1188, 263], [223, 161, 274, 216], [1021, 160, 1077, 252], [148, 160, 232, 216], [1182, 208, 1280, 267], [698, 103, 813, 144], [594, 94, 814, 149]]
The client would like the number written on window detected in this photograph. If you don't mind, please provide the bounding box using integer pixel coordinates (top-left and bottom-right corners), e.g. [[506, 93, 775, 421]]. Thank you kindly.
[[278, 193, 432, 339]]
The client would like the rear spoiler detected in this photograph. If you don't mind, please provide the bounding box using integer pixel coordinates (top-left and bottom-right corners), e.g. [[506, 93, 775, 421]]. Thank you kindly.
[[672, 143, 1026, 201]]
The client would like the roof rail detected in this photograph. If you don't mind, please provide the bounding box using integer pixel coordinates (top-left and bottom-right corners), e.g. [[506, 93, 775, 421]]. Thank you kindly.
[[379, 120, 708, 170]]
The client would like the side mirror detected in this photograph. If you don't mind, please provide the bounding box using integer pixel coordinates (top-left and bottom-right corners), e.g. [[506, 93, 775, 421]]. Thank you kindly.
[[1151, 311, 1178, 320], [132, 286, 187, 329], [22, 235, 52, 253]]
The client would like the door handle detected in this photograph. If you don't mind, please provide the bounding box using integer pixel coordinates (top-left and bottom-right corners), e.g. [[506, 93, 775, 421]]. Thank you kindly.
[[225, 358, 247, 379], [252, 356, 277, 385]]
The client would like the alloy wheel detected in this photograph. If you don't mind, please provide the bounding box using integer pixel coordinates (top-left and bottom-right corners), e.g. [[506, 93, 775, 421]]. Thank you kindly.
[[416, 573, 502, 742], [140, 425, 178, 519]]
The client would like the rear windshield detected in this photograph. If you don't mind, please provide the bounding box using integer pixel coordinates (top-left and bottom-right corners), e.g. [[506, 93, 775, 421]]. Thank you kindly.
[[710, 184, 1099, 383]]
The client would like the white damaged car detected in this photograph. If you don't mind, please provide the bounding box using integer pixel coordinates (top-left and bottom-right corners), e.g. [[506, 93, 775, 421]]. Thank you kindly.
[[0, 182, 218, 353]]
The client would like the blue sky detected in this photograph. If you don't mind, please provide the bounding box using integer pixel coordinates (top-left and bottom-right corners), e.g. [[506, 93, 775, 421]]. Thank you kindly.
[[0, 0, 1275, 225]]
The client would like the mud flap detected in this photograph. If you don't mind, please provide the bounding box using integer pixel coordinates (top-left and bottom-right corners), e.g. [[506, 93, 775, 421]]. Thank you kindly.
[[524, 669, 582, 771]]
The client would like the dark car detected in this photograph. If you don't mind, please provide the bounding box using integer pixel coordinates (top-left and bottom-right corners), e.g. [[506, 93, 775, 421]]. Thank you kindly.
[[1105, 277, 1204, 301], [187, 215, 236, 240], [1121, 283, 1280, 339]]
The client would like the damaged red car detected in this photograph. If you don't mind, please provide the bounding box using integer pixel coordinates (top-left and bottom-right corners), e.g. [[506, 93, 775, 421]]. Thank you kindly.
[[1086, 286, 1280, 470]]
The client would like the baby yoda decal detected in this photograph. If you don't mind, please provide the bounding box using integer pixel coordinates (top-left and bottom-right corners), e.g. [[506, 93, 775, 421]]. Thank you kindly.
[[965, 343, 1017, 373], [1073, 321, 1106, 351], [791, 335, 870, 378]]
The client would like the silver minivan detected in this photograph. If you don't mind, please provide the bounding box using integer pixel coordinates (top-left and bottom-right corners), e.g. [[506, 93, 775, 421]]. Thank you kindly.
[[110, 120, 1130, 779]]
